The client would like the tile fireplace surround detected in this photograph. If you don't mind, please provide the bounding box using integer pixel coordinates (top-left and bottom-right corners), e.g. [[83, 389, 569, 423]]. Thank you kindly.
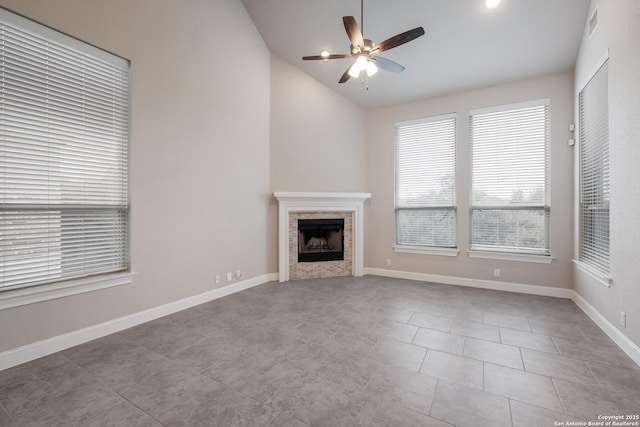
[[274, 192, 371, 282]]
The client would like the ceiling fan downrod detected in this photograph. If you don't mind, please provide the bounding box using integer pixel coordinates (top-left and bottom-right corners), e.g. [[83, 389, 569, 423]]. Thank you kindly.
[[360, 0, 364, 36]]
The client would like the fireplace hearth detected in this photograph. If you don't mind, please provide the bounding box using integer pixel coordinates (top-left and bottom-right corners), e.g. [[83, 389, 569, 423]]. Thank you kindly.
[[298, 218, 344, 262]]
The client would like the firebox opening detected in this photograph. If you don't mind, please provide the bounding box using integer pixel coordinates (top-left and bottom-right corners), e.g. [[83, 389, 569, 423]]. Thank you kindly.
[[298, 218, 344, 262]]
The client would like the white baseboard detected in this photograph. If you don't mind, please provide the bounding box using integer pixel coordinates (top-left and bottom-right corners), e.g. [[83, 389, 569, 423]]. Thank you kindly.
[[364, 267, 574, 298], [365, 267, 640, 367], [571, 291, 640, 366], [0, 273, 277, 372]]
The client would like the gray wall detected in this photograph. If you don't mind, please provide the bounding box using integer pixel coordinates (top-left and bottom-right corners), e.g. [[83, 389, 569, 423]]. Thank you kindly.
[[0, 0, 271, 352], [269, 55, 367, 194], [573, 0, 640, 347], [365, 72, 575, 289]]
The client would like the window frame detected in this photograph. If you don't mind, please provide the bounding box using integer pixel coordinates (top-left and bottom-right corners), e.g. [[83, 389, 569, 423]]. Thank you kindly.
[[0, 7, 134, 308], [394, 113, 458, 254], [576, 56, 611, 285], [469, 99, 552, 259]]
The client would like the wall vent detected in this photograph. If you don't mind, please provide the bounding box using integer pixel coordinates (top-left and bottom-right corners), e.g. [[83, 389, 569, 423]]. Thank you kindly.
[[589, 8, 598, 38]]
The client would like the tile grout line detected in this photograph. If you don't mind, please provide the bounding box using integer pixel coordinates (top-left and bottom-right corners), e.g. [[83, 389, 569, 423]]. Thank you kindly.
[[408, 320, 419, 344], [0, 399, 20, 427], [508, 398, 515, 427], [418, 348, 430, 373], [550, 377, 569, 416], [550, 335, 562, 355], [525, 316, 533, 333], [482, 360, 486, 391], [427, 378, 439, 416], [516, 347, 614, 388], [518, 347, 526, 373], [583, 361, 605, 393], [62, 353, 169, 427], [456, 337, 526, 371]]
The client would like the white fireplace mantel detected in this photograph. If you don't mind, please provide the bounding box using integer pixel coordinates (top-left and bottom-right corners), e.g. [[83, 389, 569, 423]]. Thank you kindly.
[[274, 192, 371, 282]]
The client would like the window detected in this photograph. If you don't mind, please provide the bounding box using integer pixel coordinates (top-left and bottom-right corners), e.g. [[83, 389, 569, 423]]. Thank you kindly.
[[579, 60, 609, 274], [470, 100, 550, 255], [0, 9, 130, 292], [395, 114, 457, 248]]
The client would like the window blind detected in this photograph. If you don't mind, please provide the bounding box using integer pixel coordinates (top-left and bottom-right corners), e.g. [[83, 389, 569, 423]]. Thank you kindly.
[[0, 9, 130, 291], [395, 114, 457, 248], [579, 60, 609, 274], [470, 100, 550, 255]]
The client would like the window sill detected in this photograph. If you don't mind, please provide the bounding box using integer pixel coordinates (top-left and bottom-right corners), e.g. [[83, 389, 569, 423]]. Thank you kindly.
[[468, 251, 555, 264], [572, 260, 612, 288], [0, 272, 136, 310], [393, 245, 459, 257]]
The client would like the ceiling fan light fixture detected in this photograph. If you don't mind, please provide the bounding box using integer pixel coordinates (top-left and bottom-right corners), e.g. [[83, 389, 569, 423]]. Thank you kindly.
[[355, 55, 368, 69], [348, 63, 361, 78], [320, 50, 330, 58], [366, 60, 378, 76]]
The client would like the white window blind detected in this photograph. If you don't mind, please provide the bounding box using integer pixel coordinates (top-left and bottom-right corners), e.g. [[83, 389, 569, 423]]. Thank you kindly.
[[0, 9, 130, 291], [395, 114, 456, 248], [579, 60, 609, 274], [470, 100, 550, 255]]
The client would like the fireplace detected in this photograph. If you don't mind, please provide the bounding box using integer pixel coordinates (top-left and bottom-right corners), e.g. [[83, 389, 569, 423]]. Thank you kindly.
[[274, 192, 370, 282], [298, 218, 344, 262]]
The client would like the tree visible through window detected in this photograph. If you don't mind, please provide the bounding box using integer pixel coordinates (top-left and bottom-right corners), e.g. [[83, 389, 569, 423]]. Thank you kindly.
[[395, 114, 457, 248], [470, 100, 550, 255]]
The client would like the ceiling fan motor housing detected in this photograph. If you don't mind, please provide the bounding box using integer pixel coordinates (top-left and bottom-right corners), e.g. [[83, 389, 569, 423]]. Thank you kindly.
[[351, 39, 375, 55]]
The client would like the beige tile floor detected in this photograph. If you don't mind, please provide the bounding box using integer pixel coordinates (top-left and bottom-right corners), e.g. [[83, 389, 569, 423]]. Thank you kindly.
[[1, 276, 639, 426]]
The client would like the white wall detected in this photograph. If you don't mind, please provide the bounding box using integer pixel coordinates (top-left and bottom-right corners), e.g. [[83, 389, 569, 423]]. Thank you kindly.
[[365, 72, 575, 289], [268, 54, 368, 270], [573, 0, 640, 347], [0, 0, 271, 352]]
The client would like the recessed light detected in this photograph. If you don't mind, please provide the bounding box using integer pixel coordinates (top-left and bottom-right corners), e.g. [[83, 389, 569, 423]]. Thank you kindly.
[[485, 0, 501, 9]]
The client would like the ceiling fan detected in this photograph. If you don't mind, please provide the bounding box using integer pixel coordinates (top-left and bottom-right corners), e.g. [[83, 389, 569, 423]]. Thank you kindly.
[[302, 0, 425, 84]]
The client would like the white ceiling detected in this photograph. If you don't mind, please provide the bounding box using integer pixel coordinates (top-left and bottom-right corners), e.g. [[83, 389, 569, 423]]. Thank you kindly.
[[240, 0, 591, 108]]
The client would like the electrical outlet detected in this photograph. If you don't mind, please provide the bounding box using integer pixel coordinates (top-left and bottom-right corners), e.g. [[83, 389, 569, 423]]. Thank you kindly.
[[621, 311, 627, 327], [215, 275, 221, 285], [493, 268, 501, 278], [386, 259, 392, 266], [227, 272, 233, 282], [236, 269, 242, 279]]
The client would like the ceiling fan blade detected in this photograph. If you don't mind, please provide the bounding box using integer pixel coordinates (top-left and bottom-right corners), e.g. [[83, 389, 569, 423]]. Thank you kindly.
[[338, 65, 353, 84], [343, 16, 364, 49], [371, 56, 405, 73], [302, 54, 352, 60], [371, 27, 425, 53]]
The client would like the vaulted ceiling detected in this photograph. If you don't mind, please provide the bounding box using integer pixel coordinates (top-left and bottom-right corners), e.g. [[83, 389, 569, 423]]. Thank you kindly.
[[241, 0, 591, 108]]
